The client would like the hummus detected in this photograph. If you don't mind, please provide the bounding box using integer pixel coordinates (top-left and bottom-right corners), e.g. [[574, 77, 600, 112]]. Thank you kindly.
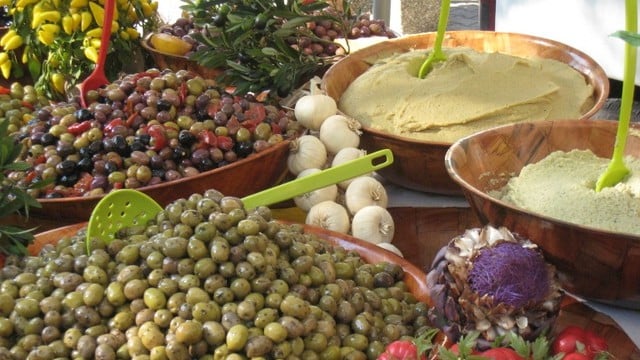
[[339, 48, 595, 143], [493, 150, 640, 235]]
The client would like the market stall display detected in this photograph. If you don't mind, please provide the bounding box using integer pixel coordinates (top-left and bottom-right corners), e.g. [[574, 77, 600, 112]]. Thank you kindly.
[[322, 31, 610, 195]]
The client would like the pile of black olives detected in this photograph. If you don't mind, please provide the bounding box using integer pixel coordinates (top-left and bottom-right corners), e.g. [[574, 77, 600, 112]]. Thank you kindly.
[[8, 69, 301, 199], [0, 190, 434, 360]]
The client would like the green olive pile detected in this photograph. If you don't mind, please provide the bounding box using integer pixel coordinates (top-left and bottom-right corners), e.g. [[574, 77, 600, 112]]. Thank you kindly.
[[0, 83, 48, 134], [0, 190, 433, 360], [8, 69, 300, 199]]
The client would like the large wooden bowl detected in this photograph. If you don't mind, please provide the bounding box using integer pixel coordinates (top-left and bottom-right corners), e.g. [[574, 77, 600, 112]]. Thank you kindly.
[[23, 140, 292, 230], [322, 31, 610, 195], [445, 119, 640, 308]]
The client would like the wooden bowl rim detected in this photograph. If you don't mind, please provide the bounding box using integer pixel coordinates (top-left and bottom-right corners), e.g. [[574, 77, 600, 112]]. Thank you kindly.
[[325, 30, 610, 145], [445, 118, 640, 242], [37, 138, 293, 206]]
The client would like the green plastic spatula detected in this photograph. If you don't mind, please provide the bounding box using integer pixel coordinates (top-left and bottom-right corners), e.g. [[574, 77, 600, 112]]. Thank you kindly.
[[418, 0, 451, 79], [85, 149, 393, 252], [595, 0, 637, 192]]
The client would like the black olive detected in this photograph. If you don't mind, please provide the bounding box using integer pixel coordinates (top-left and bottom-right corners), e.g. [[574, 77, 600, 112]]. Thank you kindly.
[[56, 141, 75, 158], [45, 192, 64, 198], [58, 173, 79, 187], [198, 158, 215, 171], [212, 13, 226, 27], [104, 161, 119, 174], [129, 141, 146, 152], [254, 13, 268, 30], [77, 157, 93, 172], [112, 135, 129, 156], [195, 109, 210, 121], [234, 141, 254, 158], [40, 132, 56, 146], [172, 147, 188, 161], [137, 134, 151, 145], [157, 99, 172, 112], [74, 108, 94, 121], [178, 130, 197, 147], [87, 140, 103, 155], [152, 168, 166, 179]]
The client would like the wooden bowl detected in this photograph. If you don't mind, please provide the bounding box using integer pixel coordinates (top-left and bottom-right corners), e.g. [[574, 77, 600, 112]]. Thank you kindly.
[[322, 31, 610, 195], [445, 119, 640, 308], [141, 33, 222, 79], [24, 140, 292, 230]]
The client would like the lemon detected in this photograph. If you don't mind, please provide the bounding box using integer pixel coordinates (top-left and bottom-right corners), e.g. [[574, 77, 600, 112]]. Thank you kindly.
[[149, 33, 192, 56]]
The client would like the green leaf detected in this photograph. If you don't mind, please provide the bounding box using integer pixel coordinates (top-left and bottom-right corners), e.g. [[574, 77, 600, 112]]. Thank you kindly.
[[611, 30, 640, 47]]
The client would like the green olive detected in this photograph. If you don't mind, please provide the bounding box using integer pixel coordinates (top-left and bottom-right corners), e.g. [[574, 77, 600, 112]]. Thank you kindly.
[[226, 324, 248, 351]]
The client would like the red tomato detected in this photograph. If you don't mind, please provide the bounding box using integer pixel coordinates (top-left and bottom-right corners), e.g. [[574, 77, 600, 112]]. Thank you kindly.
[[551, 325, 609, 360], [563, 353, 591, 360], [479, 348, 524, 360], [378, 340, 425, 360], [552, 333, 586, 354]]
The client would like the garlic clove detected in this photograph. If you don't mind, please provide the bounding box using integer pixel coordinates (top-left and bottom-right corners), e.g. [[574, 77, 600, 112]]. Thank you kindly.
[[344, 176, 388, 215], [305, 200, 350, 234], [351, 205, 395, 244], [287, 135, 328, 175]]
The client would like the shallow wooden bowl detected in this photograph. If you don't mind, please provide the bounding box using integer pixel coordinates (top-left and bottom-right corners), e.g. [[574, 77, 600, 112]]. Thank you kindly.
[[141, 33, 222, 79], [322, 31, 610, 195], [445, 119, 640, 308], [25, 140, 292, 229]]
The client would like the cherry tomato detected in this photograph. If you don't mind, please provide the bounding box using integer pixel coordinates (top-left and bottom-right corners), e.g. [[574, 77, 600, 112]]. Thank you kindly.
[[551, 325, 609, 360], [378, 340, 425, 360], [480, 348, 524, 360]]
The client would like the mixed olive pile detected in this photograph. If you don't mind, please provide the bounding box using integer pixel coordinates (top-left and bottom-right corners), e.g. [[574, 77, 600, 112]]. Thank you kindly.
[[0, 190, 432, 359], [6, 68, 301, 199]]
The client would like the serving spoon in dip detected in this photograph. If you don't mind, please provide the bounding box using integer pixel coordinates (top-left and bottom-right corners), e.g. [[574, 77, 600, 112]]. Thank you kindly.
[[595, 0, 637, 191], [417, 0, 450, 78]]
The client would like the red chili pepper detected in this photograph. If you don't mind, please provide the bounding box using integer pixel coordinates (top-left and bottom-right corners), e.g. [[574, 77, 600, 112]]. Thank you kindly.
[[270, 122, 282, 135], [33, 154, 46, 165], [551, 325, 609, 359], [179, 82, 188, 104], [104, 118, 124, 136], [0, 86, 10, 95], [73, 173, 93, 194], [146, 124, 167, 151], [198, 130, 217, 147], [24, 170, 38, 184], [67, 120, 92, 135], [217, 135, 233, 151], [21, 101, 34, 110]]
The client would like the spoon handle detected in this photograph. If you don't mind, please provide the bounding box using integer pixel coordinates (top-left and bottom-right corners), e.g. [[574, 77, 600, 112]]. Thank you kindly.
[[241, 149, 394, 210]]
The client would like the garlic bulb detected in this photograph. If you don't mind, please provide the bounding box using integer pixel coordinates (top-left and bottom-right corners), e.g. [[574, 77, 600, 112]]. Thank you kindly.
[[318, 114, 361, 154], [294, 94, 337, 131], [377, 242, 404, 257], [351, 205, 395, 244], [344, 176, 388, 215], [305, 201, 350, 234], [287, 135, 327, 175], [293, 168, 339, 211], [331, 147, 369, 189]]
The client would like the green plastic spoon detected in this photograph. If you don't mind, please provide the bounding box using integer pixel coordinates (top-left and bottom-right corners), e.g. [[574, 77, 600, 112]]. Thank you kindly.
[[85, 149, 394, 252], [418, 0, 451, 79], [595, 0, 637, 191]]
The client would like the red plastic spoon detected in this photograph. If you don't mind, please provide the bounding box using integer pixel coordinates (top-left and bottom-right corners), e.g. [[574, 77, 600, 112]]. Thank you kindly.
[[78, 0, 114, 107]]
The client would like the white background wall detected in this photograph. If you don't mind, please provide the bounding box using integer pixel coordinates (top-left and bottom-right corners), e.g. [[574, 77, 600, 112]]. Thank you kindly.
[[495, 0, 638, 83]]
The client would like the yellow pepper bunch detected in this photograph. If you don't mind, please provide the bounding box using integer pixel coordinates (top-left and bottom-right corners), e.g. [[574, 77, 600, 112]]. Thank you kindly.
[[0, 0, 159, 100]]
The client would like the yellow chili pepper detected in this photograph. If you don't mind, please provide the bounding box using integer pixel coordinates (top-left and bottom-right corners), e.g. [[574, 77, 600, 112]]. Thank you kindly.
[[81, 11, 93, 31], [72, 13, 82, 30], [89, 1, 104, 26], [40, 24, 60, 34], [83, 46, 98, 63], [0, 0, 9, 6], [0, 52, 8, 65], [125, 27, 139, 40], [69, 0, 88, 8], [50, 73, 65, 94], [85, 27, 102, 38], [15, 0, 39, 8], [37, 29, 55, 46], [89, 38, 101, 49], [31, 11, 61, 29], [119, 30, 129, 41], [3, 34, 24, 51], [21, 47, 28, 63], [62, 15, 74, 34], [0, 61, 11, 79], [110, 21, 119, 33], [141, 1, 153, 17], [0, 29, 17, 47]]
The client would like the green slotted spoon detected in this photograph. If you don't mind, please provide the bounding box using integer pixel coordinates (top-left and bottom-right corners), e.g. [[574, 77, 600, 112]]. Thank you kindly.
[[85, 148, 394, 252]]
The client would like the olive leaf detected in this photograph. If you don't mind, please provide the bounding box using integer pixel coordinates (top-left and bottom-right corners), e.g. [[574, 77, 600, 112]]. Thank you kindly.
[[611, 30, 640, 47]]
